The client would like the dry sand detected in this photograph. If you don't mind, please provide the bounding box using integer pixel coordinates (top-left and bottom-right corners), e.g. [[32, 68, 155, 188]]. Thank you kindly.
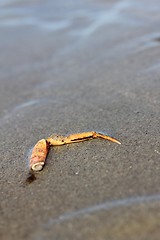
[[0, 0, 160, 239]]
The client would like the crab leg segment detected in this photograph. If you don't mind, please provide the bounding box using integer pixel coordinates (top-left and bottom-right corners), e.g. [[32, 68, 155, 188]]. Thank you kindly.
[[47, 131, 121, 146], [64, 131, 121, 145], [92, 132, 121, 144]]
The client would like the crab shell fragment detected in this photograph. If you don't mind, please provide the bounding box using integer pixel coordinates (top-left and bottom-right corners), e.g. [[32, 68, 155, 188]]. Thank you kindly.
[[29, 139, 49, 171]]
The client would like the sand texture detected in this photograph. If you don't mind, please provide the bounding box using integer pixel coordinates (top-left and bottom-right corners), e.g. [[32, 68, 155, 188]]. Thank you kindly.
[[0, 0, 160, 239]]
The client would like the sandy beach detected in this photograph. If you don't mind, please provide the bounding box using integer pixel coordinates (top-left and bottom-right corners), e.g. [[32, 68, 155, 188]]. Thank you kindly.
[[0, 0, 160, 239]]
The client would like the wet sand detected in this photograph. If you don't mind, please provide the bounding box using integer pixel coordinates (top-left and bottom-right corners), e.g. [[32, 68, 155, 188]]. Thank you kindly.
[[0, 0, 160, 239]]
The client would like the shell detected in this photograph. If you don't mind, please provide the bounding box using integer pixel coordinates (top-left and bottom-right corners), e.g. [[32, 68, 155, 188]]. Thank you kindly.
[[29, 139, 49, 171]]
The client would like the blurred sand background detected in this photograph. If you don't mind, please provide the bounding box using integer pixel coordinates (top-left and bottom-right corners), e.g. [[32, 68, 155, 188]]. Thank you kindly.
[[0, 0, 160, 239]]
